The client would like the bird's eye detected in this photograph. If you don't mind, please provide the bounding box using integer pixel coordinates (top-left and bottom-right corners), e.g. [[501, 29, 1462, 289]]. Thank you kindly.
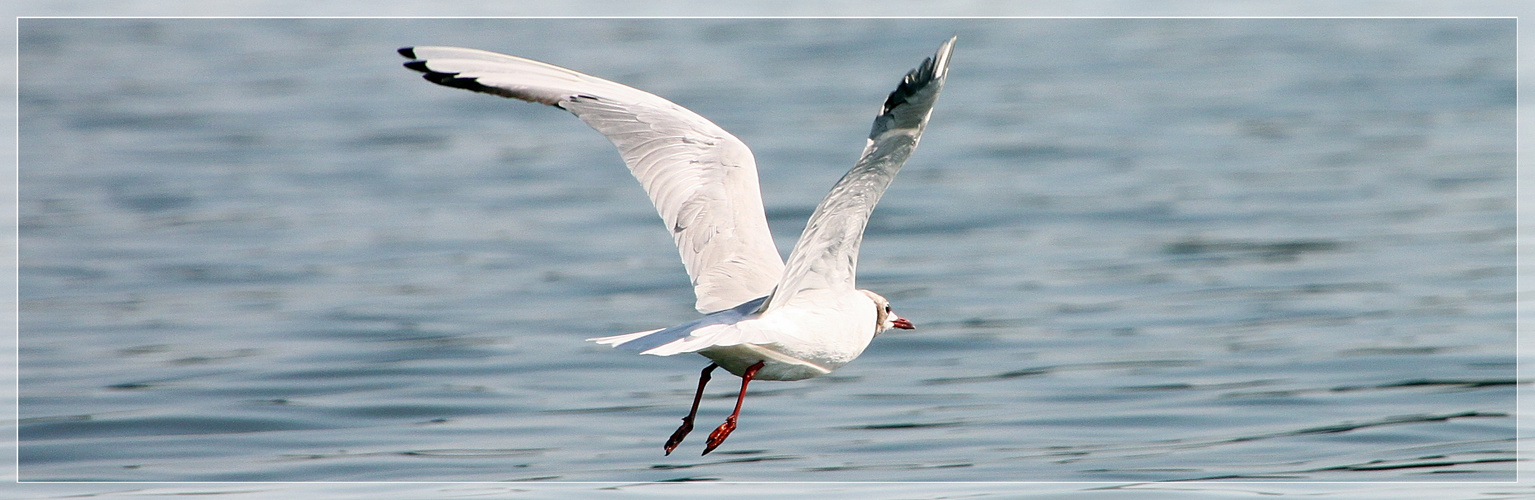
[[885, 305, 892, 313]]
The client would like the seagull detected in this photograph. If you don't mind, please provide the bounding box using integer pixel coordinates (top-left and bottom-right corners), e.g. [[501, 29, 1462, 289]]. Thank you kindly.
[[400, 36, 953, 455]]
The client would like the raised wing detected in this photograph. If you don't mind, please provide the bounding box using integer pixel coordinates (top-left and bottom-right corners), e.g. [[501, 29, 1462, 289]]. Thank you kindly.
[[400, 46, 785, 314], [764, 37, 954, 312]]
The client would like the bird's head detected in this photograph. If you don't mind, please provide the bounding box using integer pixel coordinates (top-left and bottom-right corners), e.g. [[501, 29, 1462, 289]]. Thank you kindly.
[[860, 289, 915, 335]]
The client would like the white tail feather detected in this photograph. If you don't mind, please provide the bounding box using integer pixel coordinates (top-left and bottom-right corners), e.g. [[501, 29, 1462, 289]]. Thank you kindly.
[[587, 328, 664, 347]]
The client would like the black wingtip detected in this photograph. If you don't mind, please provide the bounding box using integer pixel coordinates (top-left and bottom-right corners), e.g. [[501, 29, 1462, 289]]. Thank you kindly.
[[866, 37, 954, 139], [398, 53, 532, 101], [879, 37, 955, 116], [421, 71, 462, 87], [397, 47, 416, 59], [416, 70, 514, 99], [880, 59, 936, 116]]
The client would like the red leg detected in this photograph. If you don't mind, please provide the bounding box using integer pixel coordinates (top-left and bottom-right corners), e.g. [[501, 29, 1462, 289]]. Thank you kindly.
[[702, 360, 765, 455], [664, 363, 717, 456]]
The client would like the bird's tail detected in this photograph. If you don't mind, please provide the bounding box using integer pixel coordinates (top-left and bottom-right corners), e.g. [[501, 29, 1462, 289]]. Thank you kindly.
[[587, 328, 665, 348]]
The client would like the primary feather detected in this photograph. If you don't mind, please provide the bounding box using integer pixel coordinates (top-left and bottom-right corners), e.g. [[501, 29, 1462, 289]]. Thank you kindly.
[[402, 46, 784, 314]]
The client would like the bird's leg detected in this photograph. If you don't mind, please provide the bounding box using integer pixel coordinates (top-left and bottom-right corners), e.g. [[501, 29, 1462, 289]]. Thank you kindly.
[[702, 360, 765, 455], [664, 363, 718, 456]]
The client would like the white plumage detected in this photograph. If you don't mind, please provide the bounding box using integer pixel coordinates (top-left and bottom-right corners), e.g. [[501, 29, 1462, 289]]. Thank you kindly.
[[402, 36, 953, 454]]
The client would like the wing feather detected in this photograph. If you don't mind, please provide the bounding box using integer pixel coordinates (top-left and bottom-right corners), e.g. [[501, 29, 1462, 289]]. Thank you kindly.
[[765, 37, 955, 312], [401, 46, 784, 313]]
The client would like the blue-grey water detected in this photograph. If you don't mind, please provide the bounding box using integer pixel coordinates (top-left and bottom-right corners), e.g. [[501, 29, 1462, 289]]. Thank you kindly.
[[16, 17, 1519, 495]]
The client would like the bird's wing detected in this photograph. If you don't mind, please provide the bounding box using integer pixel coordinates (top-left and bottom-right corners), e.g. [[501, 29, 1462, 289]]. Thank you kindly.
[[764, 37, 954, 312], [400, 46, 784, 314]]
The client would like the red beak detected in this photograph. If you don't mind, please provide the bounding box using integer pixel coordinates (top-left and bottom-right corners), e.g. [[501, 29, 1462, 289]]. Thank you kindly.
[[892, 317, 915, 330]]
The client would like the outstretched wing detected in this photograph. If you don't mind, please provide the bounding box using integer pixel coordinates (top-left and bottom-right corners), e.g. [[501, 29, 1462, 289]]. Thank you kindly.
[[765, 36, 954, 312], [400, 46, 784, 314]]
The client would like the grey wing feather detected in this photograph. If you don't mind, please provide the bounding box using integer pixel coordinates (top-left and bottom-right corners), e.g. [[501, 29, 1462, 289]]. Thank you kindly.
[[765, 36, 955, 312], [401, 46, 784, 314]]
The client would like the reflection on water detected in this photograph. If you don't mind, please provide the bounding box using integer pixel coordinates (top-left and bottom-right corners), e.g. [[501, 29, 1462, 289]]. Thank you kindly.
[[17, 17, 1515, 490]]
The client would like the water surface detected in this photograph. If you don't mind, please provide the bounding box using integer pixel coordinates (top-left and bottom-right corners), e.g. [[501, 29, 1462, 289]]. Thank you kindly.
[[17, 18, 1517, 488]]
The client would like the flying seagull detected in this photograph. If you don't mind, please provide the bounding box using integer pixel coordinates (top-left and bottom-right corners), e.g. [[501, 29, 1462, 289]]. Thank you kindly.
[[400, 36, 953, 455]]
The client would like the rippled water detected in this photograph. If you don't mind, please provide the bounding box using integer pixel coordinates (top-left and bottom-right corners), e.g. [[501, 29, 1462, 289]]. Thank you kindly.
[[16, 17, 1518, 493]]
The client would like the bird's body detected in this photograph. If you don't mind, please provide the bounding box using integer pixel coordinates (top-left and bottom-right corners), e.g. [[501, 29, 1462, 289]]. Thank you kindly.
[[401, 37, 952, 454], [601, 287, 893, 381]]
